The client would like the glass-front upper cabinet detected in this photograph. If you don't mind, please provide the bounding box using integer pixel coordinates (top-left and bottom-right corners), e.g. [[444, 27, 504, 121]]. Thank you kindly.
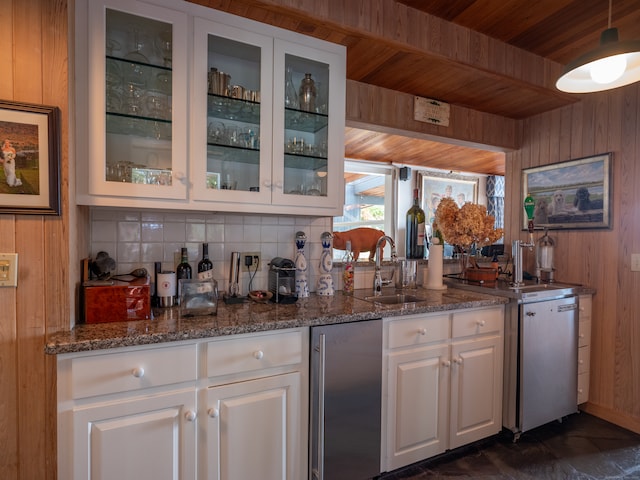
[[191, 18, 273, 205], [271, 39, 345, 210], [79, 0, 188, 200]]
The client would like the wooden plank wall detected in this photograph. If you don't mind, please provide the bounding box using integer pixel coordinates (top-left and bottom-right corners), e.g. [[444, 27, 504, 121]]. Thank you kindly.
[[0, 0, 70, 479], [504, 84, 640, 433]]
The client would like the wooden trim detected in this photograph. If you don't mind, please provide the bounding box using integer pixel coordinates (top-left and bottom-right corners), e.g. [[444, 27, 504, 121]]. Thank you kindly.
[[581, 402, 640, 436]]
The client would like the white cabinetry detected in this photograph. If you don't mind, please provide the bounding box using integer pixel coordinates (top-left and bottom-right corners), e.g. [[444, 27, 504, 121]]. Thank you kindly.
[[382, 306, 504, 472], [75, 0, 345, 215], [201, 329, 308, 480], [578, 294, 592, 404], [58, 343, 198, 480], [57, 328, 309, 480]]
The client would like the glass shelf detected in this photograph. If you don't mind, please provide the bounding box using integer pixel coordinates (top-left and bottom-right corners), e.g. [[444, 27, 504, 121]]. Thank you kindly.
[[284, 108, 328, 133], [207, 143, 260, 166], [106, 55, 172, 73], [284, 153, 328, 171], [106, 113, 172, 140], [207, 94, 260, 124]]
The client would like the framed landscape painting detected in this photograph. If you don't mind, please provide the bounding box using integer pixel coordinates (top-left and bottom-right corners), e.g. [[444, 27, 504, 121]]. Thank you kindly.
[[522, 153, 611, 230], [0, 100, 61, 215]]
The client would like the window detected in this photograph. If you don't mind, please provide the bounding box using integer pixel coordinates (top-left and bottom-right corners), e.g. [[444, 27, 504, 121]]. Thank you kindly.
[[333, 160, 396, 260]]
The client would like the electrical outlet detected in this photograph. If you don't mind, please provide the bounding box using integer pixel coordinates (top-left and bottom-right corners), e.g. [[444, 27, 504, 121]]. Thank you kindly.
[[0, 253, 18, 287], [243, 252, 261, 270], [632, 253, 640, 272]]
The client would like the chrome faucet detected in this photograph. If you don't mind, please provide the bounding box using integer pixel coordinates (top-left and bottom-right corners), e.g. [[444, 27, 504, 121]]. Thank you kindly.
[[512, 237, 534, 287], [373, 235, 397, 295]]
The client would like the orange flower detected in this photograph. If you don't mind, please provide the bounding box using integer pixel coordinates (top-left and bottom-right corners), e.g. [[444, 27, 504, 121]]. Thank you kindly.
[[434, 197, 503, 249]]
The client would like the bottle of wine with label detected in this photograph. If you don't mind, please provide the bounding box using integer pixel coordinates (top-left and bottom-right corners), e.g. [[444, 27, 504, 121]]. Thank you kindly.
[[197, 243, 214, 280], [406, 188, 426, 259]]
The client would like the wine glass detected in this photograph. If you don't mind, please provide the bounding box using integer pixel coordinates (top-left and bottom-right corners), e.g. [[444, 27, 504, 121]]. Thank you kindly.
[[156, 29, 172, 67]]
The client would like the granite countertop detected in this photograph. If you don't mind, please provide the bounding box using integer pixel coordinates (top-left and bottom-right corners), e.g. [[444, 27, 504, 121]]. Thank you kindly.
[[45, 287, 508, 355]]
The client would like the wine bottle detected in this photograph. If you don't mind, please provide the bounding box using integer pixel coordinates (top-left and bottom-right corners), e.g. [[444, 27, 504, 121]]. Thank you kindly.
[[197, 243, 214, 280], [342, 240, 355, 295], [406, 188, 426, 259], [176, 247, 192, 280]]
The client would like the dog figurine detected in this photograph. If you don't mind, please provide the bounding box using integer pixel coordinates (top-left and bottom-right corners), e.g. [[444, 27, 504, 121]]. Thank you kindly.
[[3, 151, 22, 187], [332, 228, 386, 261]]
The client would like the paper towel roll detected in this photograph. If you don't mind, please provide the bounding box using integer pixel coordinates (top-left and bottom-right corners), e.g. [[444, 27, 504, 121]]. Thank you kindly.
[[425, 244, 447, 290]]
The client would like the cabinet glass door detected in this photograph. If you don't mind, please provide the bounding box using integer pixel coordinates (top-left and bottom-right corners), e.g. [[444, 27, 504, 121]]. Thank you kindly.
[[272, 40, 345, 209], [87, 1, 188, 199], [191, 19, 273, 204]]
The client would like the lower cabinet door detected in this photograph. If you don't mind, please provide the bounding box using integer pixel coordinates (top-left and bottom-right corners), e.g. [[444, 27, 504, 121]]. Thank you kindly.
[[384, 344, 450, 471], [449, 335, 503, 449], [72, 388, 197, 480], [204, 372, 302, 480]]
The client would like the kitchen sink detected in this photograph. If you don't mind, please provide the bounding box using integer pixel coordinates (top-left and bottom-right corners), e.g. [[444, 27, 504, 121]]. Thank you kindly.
[[363, 293, 427, 305]]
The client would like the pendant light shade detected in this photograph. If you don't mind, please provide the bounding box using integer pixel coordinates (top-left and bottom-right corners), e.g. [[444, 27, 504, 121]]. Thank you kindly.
[[556, 3, 640, 93]]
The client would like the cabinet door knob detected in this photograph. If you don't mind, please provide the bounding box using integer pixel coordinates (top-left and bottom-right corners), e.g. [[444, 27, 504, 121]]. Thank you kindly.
[[185, 410, 196, 422], [418, 328, 427, 336], [453, 357, 463, 365], [442, 359, 451, 367], [253, 350, 264, 360], [208, 408, 219, 418], [132, 367, 145, 378], [476, 320, 486, 327]]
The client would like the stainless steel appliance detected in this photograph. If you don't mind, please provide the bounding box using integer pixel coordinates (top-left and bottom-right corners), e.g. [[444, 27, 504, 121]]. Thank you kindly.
[[502, 290, 578, 441], [268, 257, 297, 303], [310, 319, 382, 480]]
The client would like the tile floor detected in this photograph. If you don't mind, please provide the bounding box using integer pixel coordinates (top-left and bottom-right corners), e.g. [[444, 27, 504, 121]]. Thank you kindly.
[[378, 412, 640, 479]]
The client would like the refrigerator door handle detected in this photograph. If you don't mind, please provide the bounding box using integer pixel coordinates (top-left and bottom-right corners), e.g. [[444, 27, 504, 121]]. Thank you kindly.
[[312, 333, 326, 480]]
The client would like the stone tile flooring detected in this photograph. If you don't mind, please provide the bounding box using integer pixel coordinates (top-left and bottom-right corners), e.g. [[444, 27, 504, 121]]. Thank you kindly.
[[378, 413, 640, 479]]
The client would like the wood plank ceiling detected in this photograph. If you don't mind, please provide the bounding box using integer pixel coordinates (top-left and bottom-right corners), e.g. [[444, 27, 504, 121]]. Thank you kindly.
[[191, 0, 640, 175]]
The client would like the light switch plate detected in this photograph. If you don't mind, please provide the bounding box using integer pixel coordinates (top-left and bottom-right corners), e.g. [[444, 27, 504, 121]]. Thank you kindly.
[[0, 253, 18, 287], [632, 253, 640, 272]]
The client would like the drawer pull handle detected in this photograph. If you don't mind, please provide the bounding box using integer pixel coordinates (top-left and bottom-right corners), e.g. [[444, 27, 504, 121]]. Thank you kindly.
[[418, 328, 427, 336], [253, 350, 264, 360], [476, 320, 486, 327], [185, 410, 196, 422], [208, 408, 219, 418], [132, 367, 145, 378]]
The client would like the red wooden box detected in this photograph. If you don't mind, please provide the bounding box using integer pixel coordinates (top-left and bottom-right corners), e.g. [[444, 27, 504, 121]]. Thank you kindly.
[[83, 277, 151, 323]]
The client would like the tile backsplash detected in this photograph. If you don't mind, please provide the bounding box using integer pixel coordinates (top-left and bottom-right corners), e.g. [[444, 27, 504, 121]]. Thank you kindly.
[[89, 207, 358, 295]]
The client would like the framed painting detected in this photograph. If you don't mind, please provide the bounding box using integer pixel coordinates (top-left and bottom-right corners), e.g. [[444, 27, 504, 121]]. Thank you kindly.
[[418, 171, 479, 227], [0, 100, 61, 215], [522, 153, 611, 230]]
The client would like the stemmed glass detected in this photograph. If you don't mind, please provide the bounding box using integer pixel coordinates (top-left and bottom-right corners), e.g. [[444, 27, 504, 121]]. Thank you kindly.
[[156, 29, 172, 67]]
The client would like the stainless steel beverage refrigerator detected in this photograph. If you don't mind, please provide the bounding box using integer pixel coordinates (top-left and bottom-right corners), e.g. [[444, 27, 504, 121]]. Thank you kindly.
[[310, 319, 383, 480]]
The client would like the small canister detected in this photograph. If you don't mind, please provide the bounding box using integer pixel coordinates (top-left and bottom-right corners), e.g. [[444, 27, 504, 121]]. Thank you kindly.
[[156, 271, 177, 307]]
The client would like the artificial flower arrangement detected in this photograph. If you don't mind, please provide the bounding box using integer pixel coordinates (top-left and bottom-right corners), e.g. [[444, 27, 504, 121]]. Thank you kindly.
[[434, 197, 504, 255]]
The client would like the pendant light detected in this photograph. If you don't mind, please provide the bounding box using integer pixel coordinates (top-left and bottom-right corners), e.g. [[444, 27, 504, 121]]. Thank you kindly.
[[556, 0, 640, 93]]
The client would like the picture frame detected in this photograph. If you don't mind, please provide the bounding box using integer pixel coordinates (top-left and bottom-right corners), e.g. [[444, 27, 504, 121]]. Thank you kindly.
[[522, 153, 612, 230], [0, 100, 61, 215], [418, 171, 479, 228]]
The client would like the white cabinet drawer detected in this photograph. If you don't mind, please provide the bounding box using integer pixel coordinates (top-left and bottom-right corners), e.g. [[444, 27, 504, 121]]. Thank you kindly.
[[386, 313, 450, 349], [206, 330, 303, 378], [577, 372, 589, 404], [579, 320, 591, 347], [452, 307, 503, 339], [579, 295, 592, 320], [70, 344, 198, 399], [578, 346, 590, 374]]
